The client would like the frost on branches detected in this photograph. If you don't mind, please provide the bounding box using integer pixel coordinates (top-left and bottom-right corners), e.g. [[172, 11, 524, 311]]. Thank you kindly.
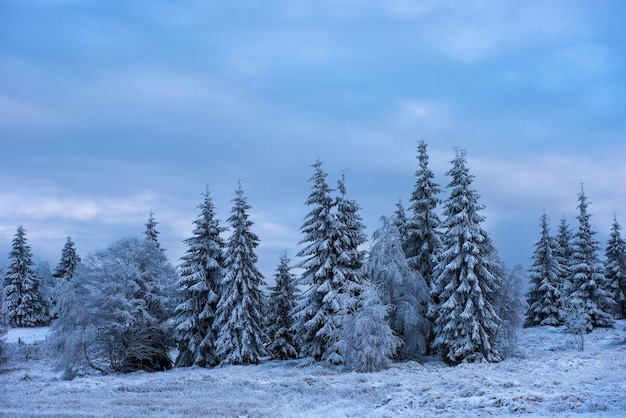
[[267, 252, 299, 360], [430, 150, 501, 365], [50, 236, 81, 318], [174, 188, 226, 368], [362, 216, 430, 360], [2, 226, 49, 327], [605, 215, 626, 319], [214, 182, 268, 365], [567, 187, 614, 330], [525, 213, 565, 327]]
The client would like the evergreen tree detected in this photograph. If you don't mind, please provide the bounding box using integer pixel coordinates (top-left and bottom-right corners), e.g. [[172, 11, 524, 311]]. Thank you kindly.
[[568, 186, 614, 330], [215, 182, 268, 365], [173, 188, 226, 367], [493, 264, 526, 358], [393, 199, 409, 244], [525, 213, 565, 326], [362, 216, 430, 360], [267, 252, 299, 360], [145, 211, 161, 249], [51, 237, 81, 318], [2, 226, 49, 327], [555, 217, 574, 288], [405, 140, 442, 289], [293, 159, 341, 364], [430, 149, 501, 365], [605, 215, 626, 318]]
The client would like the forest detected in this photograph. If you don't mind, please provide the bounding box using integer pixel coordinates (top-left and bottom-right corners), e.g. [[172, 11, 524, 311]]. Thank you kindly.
[[1, 141, 625, 378]]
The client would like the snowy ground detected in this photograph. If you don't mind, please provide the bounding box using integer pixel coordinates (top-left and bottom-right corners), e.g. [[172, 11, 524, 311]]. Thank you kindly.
[[1, 323, 625, 417]]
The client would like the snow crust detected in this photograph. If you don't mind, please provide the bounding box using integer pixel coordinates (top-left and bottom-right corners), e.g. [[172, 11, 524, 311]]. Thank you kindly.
[[1, 322, 625, 417]]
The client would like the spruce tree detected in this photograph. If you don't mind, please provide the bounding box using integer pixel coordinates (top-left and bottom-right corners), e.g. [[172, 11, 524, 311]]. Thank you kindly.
[[393, 199, 409, 244], [405, 140, 442, 289], [293, 159, 340, 364], [605, 215, 626, 318], [53, 237, 81, 283], [568, 187, 614, 330], [174, 188, 226, 367], [430, 149, 501, 365], [555, 217, 574, 288], [363, 216, 430, 360], [267, 252, 299, 360], [525, 213, 565, 326], [215, 182, 268, 365], [145, 211, 161, 249], [2, 226, 49, 327]]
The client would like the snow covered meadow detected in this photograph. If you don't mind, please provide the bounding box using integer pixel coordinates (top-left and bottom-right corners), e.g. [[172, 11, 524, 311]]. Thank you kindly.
[[2, 323, 625, 417]]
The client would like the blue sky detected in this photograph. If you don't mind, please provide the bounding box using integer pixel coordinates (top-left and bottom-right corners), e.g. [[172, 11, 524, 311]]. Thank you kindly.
[[1, 0, 625, 279]]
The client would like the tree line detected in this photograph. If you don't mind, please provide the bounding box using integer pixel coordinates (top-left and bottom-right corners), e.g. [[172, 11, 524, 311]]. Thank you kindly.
[[1, 142, 624, 376]]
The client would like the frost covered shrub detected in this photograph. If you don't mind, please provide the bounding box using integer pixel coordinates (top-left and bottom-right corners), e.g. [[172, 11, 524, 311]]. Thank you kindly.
[[338, 285, 401, 372], [49, 237, 177, 377], [494, 264, 526, 358]]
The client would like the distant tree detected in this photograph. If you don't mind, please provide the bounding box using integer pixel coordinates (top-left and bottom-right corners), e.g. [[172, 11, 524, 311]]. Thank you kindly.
[[568, 187, 614, 330], [362, 216, 430, 360], [293, 159, 340, 364], [555, 217, 574, 288], [174, 188, 226, 368], [430, 149, 501, 365], [266, 252, 299, 360], [605, 215, 626, 319], [338, 284, 401, 373], [145, 211, 161, 249], [51, 237, 81, 318], [49, 237, 177, 377], [494, 263, 526, 358], [37, 261, 55, 315], [393, 199, 409, 244], [525, 213, 565, 327], [404, 140, 442, 289], [215, 182, 268, 365], [2, 226, 49, 327]]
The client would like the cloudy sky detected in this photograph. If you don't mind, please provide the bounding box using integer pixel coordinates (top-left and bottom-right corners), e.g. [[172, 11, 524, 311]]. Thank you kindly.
[[2, 0, 625, 279]]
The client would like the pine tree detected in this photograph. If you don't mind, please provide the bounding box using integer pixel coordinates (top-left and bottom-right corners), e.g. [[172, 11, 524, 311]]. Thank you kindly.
[[267, 252, 299, 360], [568, 186, 614, 330], [145, 211, 161, 249], [362, 216, 430, 360], [293, 159, 341, 364], [393, 199, 409, 244], [405, 140, 442, 289], [215, 182, 268, 365], [605, 215, 626, 318], [430, 149, 501, 365], [555, 217, 574, 288], [525, 213, 565, 326], [174, 188, 226, 367], [2, 226, 49, 327], [53, 237, 81, 282]]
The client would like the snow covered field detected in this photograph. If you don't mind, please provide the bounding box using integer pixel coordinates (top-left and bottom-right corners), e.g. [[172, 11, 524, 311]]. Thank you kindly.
[[1, 323, 625, 417]]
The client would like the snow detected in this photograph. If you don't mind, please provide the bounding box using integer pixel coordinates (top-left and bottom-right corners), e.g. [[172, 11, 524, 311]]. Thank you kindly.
[[1, 323, 626, 417]]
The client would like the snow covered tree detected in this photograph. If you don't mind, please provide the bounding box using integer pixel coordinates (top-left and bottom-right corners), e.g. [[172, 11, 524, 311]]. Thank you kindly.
[[567, 187, 614, 330], [174, 188, 226, 368], [145, 211, 161, 249], [338, 284, 401, 372], [293, 159, 339, 364], [51, 237, 81, 318], [362, 216, 430, 360], [404, 140, 442, 289], [525, 213, 565, 327], [430, 149, 501, 365], [2, 226, 49, 327], [215, 182, 268, 365], [49, 237, 177, 376], [393, 199, 409, 244], [267, 251, 299, 360], [555, 217, 574, 287], [494, 263, 526, 358], [605, 215, 626, 319]]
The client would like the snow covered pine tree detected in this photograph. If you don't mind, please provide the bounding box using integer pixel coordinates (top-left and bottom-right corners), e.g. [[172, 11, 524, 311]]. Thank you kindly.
[[174, 188, 226, 368], [430, 149, 501, 365], [267, 252, 299, 360], [605, 215, 626, 319], [215, 181, 268, 365]]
